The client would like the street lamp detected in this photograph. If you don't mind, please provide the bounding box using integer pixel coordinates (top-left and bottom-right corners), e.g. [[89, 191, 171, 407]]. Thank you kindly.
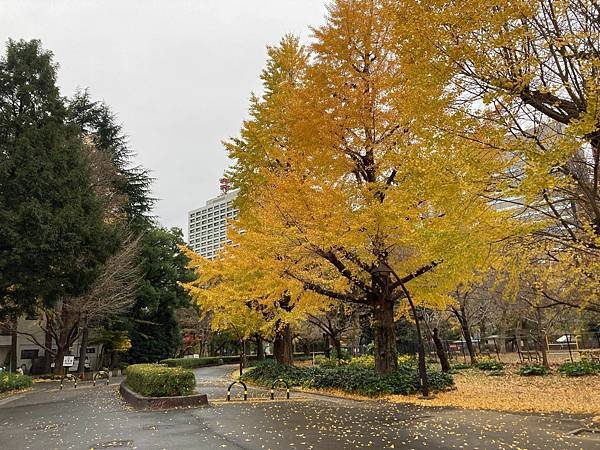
[[373, 260, 430, 398]]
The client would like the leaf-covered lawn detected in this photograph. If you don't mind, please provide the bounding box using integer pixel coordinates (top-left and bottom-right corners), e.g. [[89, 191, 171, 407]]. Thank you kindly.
[[388, 368, 600, 415]]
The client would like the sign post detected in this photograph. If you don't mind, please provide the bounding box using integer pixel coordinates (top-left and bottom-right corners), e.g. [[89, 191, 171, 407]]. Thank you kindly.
[[60, 356, 77, 390], [63, 355, 74, 378], [63, 355, 75, 368]]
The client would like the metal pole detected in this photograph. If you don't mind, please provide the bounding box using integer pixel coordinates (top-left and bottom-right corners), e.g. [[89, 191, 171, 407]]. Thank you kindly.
[[494, 337, 501, 362], [239, 339, 243, 377], [566, 333, 574, 362]]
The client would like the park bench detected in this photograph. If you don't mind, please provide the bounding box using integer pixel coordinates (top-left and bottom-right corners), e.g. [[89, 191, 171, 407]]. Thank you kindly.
[[518, 349, 542, 364]]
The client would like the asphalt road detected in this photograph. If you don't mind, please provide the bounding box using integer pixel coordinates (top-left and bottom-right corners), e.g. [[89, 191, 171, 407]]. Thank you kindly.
[[0, 364, 597, 449]]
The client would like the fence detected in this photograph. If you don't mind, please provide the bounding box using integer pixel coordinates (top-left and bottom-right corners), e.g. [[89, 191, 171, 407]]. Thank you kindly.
[[411, 331, 600, 364]]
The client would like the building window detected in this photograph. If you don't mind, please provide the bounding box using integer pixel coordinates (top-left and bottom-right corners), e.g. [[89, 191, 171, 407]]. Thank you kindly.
[[20, 349, 39, 360]]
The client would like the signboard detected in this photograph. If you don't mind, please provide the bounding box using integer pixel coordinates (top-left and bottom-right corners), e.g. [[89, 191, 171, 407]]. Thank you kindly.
[[63, 356, 75, 367], [193, 354, 200, 359]]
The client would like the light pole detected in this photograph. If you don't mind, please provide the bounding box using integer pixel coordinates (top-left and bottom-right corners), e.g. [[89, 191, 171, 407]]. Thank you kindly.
[[373, 261, 430, 398], [239, 338, 248, 377]]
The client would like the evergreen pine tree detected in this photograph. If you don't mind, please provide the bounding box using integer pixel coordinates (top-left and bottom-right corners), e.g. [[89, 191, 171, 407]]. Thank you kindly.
[[125, 227, 194, 362], [0, 39, 112, 316]]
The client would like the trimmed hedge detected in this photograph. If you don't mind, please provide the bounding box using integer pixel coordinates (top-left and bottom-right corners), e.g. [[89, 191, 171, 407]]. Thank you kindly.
[[125, 364, 195, 397], [0, 372, 33, 393], [241, 359, 454, 397]]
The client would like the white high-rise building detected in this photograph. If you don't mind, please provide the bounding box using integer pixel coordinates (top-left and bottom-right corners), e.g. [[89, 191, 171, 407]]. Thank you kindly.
[[188, 189, 239, 259]]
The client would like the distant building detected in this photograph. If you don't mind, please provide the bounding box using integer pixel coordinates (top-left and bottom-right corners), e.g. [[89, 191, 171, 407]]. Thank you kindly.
[[187, 188, 239, 259], [0, 316, 102, 374]]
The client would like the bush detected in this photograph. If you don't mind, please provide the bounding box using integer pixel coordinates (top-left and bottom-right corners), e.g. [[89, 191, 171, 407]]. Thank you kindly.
[[475, 357, 505, 371], [125, 364, 195, 397], [518, 364, 549, 376], [558, 360, 600, 377], [0, 372, 33, 393], [397, 354, 416, 366], [316, 355, 416, 370], [241, 359, 453, 397], [450, 363, 471, 371]]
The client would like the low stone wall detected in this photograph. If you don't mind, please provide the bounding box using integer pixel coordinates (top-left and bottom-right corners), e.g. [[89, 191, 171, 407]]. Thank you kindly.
[[119, 381, 208, 409]]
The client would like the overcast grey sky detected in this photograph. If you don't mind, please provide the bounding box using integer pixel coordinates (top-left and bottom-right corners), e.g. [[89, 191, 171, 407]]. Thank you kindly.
[[0, 0, 326, 237]]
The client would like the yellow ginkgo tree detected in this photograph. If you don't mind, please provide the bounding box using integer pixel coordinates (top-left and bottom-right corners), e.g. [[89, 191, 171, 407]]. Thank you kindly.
[[404, 0, 600, 312], [182, 227, 333, 366], [224, 0, 516, 380]]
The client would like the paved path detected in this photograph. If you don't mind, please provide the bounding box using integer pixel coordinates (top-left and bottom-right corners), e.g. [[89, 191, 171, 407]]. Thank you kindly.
[[192, 364, 276, 401], [0, 364, 597, 449]]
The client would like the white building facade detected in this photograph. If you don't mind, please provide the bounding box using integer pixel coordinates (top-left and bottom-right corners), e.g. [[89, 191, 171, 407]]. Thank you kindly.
[[188, 189, 239, 259]]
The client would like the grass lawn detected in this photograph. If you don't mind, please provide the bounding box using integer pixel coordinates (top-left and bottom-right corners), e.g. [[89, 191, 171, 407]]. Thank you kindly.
[[389, 366, 600, 415]]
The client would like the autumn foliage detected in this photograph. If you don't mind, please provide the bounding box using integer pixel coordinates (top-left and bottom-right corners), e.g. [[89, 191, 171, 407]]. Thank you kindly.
[[185, 0, 599, 375]]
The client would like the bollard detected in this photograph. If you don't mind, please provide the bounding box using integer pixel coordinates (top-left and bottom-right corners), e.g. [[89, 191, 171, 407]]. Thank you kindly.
[[93, 370, 110, 387], [60, 374, 77, 390], [226, 381, 248, 401], [270, 379, 290, 400]]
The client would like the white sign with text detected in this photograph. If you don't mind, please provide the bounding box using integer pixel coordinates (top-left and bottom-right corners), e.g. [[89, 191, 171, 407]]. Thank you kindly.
[[63, 356, 75, 367]]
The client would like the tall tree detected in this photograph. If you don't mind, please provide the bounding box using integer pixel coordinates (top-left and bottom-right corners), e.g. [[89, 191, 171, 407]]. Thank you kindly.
[[225, 4, 512, 375], [67, 90, 154, 227], [15, 235, 142, 372], [183, 229, 328, 366], [407, 0, 600, 312], [0, 39, 111, 317], [307, 304, 359, 360], [125, 228, 195, 363]]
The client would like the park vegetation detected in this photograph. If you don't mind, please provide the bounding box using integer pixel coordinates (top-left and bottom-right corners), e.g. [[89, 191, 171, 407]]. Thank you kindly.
[[0, 39, 194, 374], [185, 0, 600, 398], [242, 357, 454, 397], [125, 364, 195, 397], [0, 371, 32, 394]]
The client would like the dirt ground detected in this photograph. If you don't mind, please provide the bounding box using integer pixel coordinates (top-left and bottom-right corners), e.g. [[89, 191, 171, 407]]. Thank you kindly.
[[447, 350, 591, 365], [278, 354, 600, 415], [389, 366, 600, 415]]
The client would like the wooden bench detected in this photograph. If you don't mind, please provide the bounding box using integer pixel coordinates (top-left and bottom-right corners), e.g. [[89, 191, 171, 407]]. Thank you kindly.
[[519, 350, 542, 363]]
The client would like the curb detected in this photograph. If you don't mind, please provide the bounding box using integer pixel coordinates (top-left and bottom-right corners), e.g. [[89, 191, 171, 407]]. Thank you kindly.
[[119, 381, 208, 409], [239, 377, 367, 403]]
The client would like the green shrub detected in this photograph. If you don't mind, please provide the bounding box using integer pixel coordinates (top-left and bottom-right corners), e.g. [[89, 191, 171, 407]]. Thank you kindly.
[[558, 360, 600, 377], [397, 355, 417, 367], [0, 372, 33, 393], [475, 358, 505, 371], [518, 364, 549, 376], [450, 363, 471, 372], [125, 364, 195, 397], [241, 360, 453, 397], [313, 355, 330, 366]]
